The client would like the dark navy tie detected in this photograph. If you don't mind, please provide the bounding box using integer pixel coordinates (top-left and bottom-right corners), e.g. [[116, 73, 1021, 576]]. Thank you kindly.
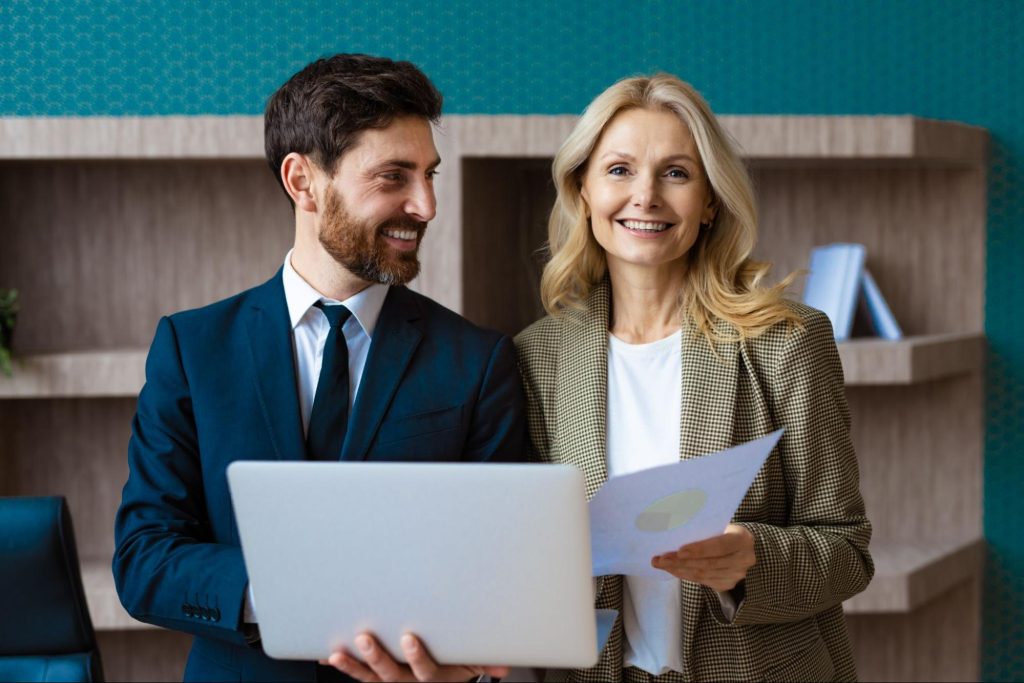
[[306, 301, 353, 461]]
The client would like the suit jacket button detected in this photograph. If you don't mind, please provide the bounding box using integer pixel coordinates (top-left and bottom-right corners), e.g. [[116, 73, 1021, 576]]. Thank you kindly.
[[213, 608, 221, 621]]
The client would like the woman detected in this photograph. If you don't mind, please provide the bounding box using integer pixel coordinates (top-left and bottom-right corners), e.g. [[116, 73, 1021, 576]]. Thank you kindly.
[[515, 74, 873, 682]]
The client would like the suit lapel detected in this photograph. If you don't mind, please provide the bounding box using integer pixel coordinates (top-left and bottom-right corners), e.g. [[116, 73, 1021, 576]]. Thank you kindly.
[[678, 318, 740, 674], [554, 280, 611, 501], [342, 286, 423, 461], [679, 319, 740, 459], [244, 270, 306, 461]]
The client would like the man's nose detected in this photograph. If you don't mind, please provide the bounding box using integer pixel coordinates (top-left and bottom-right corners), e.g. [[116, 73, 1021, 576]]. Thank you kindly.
[[405, 180, 437, 223]]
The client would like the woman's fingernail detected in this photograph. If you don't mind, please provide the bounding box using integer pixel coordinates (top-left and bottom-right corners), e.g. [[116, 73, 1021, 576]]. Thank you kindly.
[[402, 634, 417, 651], [357, 636, 372, 654]]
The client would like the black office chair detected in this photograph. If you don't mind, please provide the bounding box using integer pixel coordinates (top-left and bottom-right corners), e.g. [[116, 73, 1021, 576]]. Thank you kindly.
[[0, 496, 104, 682]]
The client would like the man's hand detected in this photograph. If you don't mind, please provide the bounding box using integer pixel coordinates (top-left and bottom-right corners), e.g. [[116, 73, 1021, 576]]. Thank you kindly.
[[651, 523, 756, 592], [324, 633, 510, 682]]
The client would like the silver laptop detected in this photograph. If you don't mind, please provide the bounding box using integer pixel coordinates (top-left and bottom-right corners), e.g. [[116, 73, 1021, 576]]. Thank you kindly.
[[227, 461, 598, 668]]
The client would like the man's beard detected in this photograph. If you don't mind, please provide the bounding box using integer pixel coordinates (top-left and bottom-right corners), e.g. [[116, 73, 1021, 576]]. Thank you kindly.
[[319, 188, 425, 286]]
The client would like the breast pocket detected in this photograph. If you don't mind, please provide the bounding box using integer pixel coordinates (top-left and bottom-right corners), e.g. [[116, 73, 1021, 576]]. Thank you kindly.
[[373, 404, 465, 460]]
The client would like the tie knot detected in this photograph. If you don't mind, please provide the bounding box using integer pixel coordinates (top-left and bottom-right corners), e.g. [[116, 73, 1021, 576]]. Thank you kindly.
[[314, 301, 352, 329]]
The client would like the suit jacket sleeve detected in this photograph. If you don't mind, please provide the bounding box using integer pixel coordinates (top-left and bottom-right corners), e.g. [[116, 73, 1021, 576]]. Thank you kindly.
[[462, 335, 528, 463], [112, 316, 250, 646], [712, 310, 874, 626]]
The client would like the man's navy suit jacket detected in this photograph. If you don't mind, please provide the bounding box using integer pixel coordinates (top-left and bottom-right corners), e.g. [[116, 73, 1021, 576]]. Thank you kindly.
[[112, 271, 527, 682]]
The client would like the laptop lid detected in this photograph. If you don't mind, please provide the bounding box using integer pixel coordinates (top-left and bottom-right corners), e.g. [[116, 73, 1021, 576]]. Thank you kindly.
[[227, 461, 598, 668]]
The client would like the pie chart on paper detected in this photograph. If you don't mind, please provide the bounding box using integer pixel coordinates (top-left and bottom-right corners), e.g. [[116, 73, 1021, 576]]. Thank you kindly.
[[634, 488, 708, 532]]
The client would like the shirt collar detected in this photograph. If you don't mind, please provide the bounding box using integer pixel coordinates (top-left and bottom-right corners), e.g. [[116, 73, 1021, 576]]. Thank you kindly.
[[282, 249, 390, 338]]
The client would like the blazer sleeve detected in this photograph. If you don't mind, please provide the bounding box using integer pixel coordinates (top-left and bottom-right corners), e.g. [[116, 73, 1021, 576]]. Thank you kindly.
[[714, 309, 874, 626], [112, 316, 250, 646], [462, 334, 528, 463]]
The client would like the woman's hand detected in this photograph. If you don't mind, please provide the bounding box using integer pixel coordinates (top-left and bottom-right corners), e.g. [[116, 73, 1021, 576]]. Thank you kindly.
[[651, 523, 756, 592], [324, 632, 510, 682]]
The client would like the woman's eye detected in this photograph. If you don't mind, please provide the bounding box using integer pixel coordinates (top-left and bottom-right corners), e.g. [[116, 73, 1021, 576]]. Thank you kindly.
[[609, 166, 629, 176], [666, 168, 689, 179]]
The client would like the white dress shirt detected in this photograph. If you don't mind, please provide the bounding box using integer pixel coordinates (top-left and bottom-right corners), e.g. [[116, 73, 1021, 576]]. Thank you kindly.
[[244, 250, 389, 623], [281, 250, 389, 433]]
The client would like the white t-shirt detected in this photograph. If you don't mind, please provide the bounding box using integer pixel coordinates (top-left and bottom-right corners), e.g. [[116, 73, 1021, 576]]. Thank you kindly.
[[606, 329, 684, 675]]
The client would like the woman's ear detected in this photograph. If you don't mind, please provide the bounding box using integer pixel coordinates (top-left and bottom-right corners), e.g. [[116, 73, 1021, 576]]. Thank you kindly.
[[702, 192, 719, 226], [580, 186, 592, 218], [281, 153, 319, 213]]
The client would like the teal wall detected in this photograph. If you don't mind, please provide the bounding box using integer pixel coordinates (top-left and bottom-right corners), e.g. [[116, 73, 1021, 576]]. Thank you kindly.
[[2, 1, 1022, 678]]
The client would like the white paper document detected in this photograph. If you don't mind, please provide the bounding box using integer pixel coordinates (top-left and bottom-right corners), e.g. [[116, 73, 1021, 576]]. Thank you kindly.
[[589, 429, 784, 578]]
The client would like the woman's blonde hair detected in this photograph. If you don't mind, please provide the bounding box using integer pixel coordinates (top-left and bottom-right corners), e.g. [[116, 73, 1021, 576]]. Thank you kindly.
[[540, 73, 800, 342]]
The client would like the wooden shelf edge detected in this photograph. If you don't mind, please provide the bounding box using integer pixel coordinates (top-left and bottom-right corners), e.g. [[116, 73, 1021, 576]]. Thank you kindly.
[[0, 334, 984, 397], [1, 115, 988, 166], [0, 349, 146, 398], [81, 560, 157, 631], [844, 536, 985, 614], [839, 332, 985, 385], [444, 115, 988, 165], [0, 116, 264, 159]]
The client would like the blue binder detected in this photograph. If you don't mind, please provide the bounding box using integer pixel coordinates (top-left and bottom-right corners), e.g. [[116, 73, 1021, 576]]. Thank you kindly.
[[803, 243, 866, 342], [802, 243, 903, 342]]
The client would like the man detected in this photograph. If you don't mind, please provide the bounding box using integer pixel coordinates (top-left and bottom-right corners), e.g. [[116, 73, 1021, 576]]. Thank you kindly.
[[113, 54, 525, 682]]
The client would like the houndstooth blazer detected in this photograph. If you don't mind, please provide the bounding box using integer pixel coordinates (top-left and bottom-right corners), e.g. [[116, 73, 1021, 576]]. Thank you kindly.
[[514, 279, 874, 683]]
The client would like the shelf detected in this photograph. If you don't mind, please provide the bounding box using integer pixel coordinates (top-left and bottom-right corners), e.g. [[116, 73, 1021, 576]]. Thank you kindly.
[[0, 115, 988, 166], [0, 350, 146, 398], [838, 333, 985, 385], [0, 333, 983, 399], [717, 116, 989, 166], [0, 116, 263, 159], [844, 536, 984, 614], [444, 115, 988, 166], [81, 560, 155, 631]]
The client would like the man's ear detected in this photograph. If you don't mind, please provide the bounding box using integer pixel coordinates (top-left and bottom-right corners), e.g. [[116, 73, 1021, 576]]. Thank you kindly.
[[281, 153, 319, 213]]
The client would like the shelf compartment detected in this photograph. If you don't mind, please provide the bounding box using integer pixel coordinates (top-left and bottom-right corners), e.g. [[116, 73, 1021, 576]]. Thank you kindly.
[[844, 536, 984, 614], [1, 115, 988, 166], [81, 559, 156, 631], [0, 350, 146, 398], [838, 333, 985, 385]]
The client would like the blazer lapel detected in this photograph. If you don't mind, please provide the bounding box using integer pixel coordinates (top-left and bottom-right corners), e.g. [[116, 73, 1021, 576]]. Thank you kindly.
[[678, 318, 740, 673], [342, 286, 423, 461], [554, 279, 612, 501], [244, 270, 306, 461], [678, 319, 740, 459]]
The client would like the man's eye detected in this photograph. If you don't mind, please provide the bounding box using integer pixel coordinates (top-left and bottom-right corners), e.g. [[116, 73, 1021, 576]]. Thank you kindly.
[[381, 172, 404, 182], [426, 170, 440, 180]]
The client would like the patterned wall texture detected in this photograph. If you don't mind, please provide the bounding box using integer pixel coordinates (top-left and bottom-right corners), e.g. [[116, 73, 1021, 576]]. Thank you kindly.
[[2, 1, 1021, 678]]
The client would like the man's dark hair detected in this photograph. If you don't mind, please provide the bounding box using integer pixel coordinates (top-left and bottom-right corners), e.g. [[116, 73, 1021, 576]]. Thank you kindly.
[[264, 54, 443, 199]]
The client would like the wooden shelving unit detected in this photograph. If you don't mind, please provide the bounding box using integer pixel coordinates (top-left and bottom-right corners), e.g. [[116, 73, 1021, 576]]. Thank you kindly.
[[838, 333, 986, 385], [0, 114, 988, 682], [0, 350, 146, 398], [81, 559, 155, 631], [0, 333, 984, 402], [844, 537, 985, 614]]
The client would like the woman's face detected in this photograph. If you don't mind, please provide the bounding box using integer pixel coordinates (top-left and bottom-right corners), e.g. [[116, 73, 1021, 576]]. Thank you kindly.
[[581, 107, 717, 277]]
